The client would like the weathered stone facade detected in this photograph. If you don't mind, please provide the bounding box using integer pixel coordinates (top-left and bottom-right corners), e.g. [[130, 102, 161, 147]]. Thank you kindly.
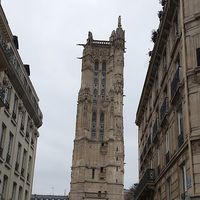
[[135, 0, 200, 200], [69, 17, 125, 200], [0, 4, 42, 200]]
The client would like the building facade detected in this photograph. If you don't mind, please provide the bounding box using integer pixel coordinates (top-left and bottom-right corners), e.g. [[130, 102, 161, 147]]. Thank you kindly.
[[69, 17, 125, 200], [0, 4, 42, 200], [31, 194, 68, 200], [135, 0, 200, 200]]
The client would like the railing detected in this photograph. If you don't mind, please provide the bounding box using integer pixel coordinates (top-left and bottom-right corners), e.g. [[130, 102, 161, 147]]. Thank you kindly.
[[134, 169, 155, 199], [0, 27, 42, 127], [160, 97, 168, 124], [92, 40, 111, 45], [85, 192, 107, 199], [178, 133, 184, 148], [171, 67, 180, 100]]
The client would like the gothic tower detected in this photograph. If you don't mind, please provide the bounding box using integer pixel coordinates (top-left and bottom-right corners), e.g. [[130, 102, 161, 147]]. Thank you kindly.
[[70, 17, 125, 200]]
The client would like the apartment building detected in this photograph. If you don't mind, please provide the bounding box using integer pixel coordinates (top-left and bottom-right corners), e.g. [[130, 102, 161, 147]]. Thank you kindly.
[[0, 4, 42, 200], [135, 0, 200, 200]]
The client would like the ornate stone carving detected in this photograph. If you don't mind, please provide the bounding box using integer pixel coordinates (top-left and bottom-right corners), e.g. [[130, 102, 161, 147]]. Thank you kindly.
[[91, 48, 110, 62], [114, 80, 123, 94], [78, 87, 91, 103]]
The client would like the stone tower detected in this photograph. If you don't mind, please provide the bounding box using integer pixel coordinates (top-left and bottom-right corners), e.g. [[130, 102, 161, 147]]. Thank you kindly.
[[70, 17, 125, 200]]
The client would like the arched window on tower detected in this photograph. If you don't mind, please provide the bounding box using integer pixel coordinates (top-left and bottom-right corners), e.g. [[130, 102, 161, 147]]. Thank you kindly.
[[93, 61, 99, 103], [99, 112, 105, 141], [102, 62, 106, 76], [101, 62, 106, 99], [94, 61, 99, 75], [91, 111, 97, 138]]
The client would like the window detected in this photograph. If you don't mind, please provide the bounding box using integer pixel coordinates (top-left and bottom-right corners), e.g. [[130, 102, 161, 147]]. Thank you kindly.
[[26, 117, 31, 141], [158, 188, 161, 200], [11, 182, 17, 200], [25, 190, 29, 200], [12, 95, 18, 120], [157, 145, 160, 166], [2, 175, 8, 199], [100, 167, 104, 173], [27, 156, 32, 181], [94, 61, 99, 72], [177, 106, 184, 147], [197, 48, 200, 66], [177, 106, 183, 136], [18, 186, 23, 200], [102, 62, 106, 76], [180, 163, 187, 195], [99, 112, 105, 141], [20, 111, 26, 131], [166, 178, 171, 200], [92, 168, 95, 179], [21, 149, 27, 176], [162, 48, 167, 69], [91, 111, 97, 137], [174, 11, 179, 36], [16, 143, 22, 171], [6, 132, 14, 164], [166, 131, 169, 153], [0, 123, 6, 157]]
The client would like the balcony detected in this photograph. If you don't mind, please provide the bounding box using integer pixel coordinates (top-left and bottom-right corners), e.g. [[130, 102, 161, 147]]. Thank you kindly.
[[171, 67, 181, 103], [0, 6, 42, 128], [134, 169, 155, 200], [178, 133, 184, 148], [160, 97, 168, 125]]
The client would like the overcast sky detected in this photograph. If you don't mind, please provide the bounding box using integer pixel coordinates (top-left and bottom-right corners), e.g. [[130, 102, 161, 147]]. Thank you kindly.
[[3, 0, 161, 195]]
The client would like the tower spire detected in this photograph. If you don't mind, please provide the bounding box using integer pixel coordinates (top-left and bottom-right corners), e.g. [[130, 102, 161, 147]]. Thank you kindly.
[[118, 15, 122, 28]]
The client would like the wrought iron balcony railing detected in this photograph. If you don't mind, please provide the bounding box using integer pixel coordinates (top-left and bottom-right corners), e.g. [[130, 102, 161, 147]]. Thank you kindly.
[[160, 97, 168, 124], [134, 169, 155, 200]]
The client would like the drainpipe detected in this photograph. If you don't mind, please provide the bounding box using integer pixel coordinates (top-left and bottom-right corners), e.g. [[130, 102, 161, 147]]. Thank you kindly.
[[180, 0, 195, 196]]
